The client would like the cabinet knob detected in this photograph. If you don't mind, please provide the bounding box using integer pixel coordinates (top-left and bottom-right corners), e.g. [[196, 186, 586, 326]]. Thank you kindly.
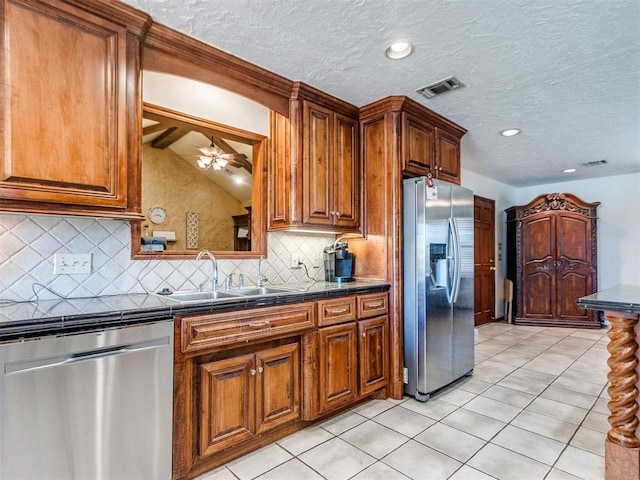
[[257, 367, 264, 374], [335, 212, 341, 219], [490, 266, 496, 271], [362, 332, 366, 337], [250, 369, 256, 376]]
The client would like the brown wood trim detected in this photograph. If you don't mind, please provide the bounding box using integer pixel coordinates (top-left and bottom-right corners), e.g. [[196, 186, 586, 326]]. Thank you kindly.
[[291, 82, 359, 117], [359, 95, 467, 137], [142, 24, 292, 116], [64, 0, 152, 37]]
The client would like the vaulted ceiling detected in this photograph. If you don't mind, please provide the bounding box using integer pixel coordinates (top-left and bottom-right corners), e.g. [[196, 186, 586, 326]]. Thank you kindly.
[[124, 0, 640, 187]]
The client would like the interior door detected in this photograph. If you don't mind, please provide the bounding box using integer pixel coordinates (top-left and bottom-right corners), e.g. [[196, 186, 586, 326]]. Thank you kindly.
[[473, 196, 495, 326]]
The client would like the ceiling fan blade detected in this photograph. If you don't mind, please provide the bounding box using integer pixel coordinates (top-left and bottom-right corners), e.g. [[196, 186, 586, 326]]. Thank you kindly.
[[219, 153, 248, 161]]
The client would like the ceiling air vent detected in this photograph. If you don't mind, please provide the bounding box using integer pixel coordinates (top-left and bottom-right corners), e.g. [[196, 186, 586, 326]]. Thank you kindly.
[[416, 76, 464, 99], [581, 160, 609, 167]]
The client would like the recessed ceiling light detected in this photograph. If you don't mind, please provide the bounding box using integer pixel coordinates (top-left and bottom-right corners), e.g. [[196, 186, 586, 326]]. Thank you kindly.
[[385, 41, 414, 60], [500, 128, 521, 137], [563, 168, 577, 173]]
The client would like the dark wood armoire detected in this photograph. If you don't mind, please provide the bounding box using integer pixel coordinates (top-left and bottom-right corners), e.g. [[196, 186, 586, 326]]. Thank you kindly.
[[506, 193, 600, 328]]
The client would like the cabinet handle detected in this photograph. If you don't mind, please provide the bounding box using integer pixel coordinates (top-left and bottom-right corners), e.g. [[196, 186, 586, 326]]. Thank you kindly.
[[328, 307, 348, 314], [258, 367, 264, 374], [250, 369, 256, 376], [248, 321, 270, 328], [366, 302, 383, 308]]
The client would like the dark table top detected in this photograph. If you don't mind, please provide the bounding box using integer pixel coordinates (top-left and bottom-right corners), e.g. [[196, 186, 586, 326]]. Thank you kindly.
[[577, 285, 640, 315]]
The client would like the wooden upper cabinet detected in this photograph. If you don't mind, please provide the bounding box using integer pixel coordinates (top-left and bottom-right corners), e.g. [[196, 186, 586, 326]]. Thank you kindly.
[[0, 0, 147, 218], [396, 99, 466, 184], [435, 128, 462, 184], [402, 114, 435, 176], [270, 82, 360, 232]]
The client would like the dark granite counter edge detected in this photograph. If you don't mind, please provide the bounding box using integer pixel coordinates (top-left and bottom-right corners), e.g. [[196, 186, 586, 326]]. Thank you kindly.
[[0, 283, 390, 341]]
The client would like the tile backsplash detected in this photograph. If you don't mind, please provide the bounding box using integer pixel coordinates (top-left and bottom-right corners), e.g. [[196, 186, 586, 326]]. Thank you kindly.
[[0, 213, 334, 302]]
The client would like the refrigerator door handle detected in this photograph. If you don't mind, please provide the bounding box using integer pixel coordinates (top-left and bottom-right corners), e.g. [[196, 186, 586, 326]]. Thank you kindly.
[[449, 217, 462, 303]]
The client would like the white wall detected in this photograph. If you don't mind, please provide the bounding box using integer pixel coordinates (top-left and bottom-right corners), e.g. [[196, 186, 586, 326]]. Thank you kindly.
[[514, 172, 640, 290], [461, 169, 519, 317], [459, 170, 640, 316]]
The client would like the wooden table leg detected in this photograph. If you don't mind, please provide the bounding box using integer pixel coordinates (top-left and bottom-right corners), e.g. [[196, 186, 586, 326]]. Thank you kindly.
[[605, 311, 640, 480]]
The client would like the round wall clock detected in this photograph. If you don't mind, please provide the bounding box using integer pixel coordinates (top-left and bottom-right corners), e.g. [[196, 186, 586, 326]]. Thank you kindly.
[[148, 206, 167, 225]]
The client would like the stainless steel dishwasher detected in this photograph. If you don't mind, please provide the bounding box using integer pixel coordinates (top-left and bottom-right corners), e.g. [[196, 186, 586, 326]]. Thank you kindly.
[[0, 319, 174, 479]]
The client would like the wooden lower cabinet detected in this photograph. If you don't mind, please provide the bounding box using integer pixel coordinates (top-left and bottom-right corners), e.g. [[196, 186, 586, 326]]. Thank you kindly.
[[318, 322, 358, 413], [358, 315, 389, 396], [198, 343, 300, 456], [173, 293, 389, 479]]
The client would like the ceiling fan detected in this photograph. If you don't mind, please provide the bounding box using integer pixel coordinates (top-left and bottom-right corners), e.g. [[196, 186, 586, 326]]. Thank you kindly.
[[197, 136, 249, 171]]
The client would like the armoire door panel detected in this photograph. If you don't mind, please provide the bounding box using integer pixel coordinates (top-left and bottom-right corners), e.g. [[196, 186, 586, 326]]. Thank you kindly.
[[557, 272, 591, 320], [523, 216, 555, 262], [557, 215, 589, 263], [523, 271, 555, 318]]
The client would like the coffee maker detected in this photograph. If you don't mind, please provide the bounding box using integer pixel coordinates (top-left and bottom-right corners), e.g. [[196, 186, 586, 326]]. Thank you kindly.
[[324, 238, 354, 283]]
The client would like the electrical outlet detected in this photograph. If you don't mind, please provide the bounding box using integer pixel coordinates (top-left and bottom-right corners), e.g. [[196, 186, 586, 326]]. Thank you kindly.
[[290, 253, 302, 269], [312, 254, 321, 268], [54, 253, 92, 274]]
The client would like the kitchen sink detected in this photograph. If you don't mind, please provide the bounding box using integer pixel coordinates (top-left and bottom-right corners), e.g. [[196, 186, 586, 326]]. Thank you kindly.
[[231, 287, 301, 296], [156, 290, 240, 302]]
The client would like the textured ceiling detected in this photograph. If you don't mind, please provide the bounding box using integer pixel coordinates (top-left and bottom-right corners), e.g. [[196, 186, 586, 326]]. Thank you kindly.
[[122, 0, 640, 187]]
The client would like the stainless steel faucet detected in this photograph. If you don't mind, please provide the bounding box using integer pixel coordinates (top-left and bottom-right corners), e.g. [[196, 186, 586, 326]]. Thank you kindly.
[[256, 256, 268, 287], [196, 249, 218, 290], [225, 273, 235, 291]]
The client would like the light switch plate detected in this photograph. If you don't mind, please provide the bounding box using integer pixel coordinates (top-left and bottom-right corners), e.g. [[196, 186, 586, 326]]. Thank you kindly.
[[54, 253, 92, 274]]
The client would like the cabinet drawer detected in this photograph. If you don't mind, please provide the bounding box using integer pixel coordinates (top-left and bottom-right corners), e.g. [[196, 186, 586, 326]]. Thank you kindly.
[[180, 303, 314, 353], [317, 297, 357, 326], [357, 292, 389, 319]]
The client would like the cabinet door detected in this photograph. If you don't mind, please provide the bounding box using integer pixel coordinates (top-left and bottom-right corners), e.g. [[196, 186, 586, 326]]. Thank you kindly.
[[555, 213, 593, 322], [402, 114, 435, 176], [318, 323, 358, 413], [199, 355, 255, 456], [303, 101, 333, 225], [358, 316, 389, 396], [435, 128, 462, 185], [521, 215, 557, 320], [1, 0, 129, 209], [333, 113, 360, 229], [255, 343, 300, 434]]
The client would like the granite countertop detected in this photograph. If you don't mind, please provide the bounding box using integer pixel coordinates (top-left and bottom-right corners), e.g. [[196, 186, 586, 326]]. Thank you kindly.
[[0, 281, 389, 341], [577, 284, 640, 314]]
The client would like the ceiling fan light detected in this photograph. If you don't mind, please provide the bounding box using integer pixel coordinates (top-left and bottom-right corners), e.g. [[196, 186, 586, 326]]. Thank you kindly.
[[212, 162, 223, 171], [197, 156, 212, 169], [198, 146, 218, 156], [216, 158, 229, 168]]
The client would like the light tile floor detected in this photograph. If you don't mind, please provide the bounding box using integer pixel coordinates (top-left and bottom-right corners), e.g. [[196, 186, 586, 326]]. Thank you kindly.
[[198, 322, 610, 480]]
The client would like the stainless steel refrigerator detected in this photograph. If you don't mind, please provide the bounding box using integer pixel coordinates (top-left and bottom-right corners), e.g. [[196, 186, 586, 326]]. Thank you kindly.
[[403, 176, 475, 401]]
